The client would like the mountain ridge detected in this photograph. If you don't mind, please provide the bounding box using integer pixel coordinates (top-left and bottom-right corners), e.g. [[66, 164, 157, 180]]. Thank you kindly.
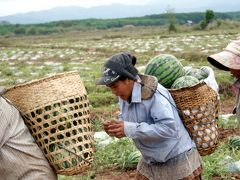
[[1, 1, 240, 24]]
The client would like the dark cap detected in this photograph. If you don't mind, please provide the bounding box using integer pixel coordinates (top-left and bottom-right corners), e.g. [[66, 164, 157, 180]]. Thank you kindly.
[[96, 52, 138, 85], [207, 39, 240, 71]]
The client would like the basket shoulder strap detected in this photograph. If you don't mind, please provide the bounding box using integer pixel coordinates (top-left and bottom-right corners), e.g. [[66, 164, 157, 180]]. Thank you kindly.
[[138, 76, 183, 117]]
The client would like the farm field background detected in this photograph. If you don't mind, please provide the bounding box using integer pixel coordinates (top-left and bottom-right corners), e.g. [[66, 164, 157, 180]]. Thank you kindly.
[[0, 25, 240, 179]]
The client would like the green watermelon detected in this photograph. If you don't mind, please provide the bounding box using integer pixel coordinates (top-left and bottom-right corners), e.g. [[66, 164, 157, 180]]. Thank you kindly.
[[184, 66, 208, 80], [171, 75, 200, 89], [125, 151, 141, 169], [144, 54, 185, 88], [228, 136, 240, 150]]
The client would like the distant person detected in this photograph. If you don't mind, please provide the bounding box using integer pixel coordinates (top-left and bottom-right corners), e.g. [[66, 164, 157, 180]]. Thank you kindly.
[[208, 39, 240, 123], [96, 52, 203, 180], [0, 87, 57, 179]]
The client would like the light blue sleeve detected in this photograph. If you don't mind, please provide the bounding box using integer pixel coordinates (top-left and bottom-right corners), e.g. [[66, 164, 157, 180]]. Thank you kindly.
[[124, 89, 179, 141]]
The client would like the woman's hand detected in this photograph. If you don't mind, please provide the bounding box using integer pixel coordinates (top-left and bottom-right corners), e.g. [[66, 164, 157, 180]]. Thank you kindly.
[[103, 120, 125, 138]]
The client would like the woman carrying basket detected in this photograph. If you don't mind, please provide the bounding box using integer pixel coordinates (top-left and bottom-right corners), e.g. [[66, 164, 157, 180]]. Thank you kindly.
[[208, 39, 240, 124], [96, 52, 203, 180]]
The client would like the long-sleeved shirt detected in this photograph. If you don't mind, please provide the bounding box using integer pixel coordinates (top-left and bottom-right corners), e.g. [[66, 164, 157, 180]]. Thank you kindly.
[[119, 81, 196, 164], [0, 97, 57, 180]]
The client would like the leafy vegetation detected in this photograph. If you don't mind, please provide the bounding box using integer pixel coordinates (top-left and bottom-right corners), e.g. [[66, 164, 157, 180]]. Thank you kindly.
[[0, 11, 240, 36], [198, 10, 215, 30]]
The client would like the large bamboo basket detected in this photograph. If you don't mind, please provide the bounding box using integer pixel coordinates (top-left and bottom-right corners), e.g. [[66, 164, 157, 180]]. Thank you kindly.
[[3, 71, 94, 175], [169, 82, 219, 156]]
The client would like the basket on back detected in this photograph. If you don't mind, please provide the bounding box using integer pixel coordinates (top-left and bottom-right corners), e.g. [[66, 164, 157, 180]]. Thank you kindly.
[[169, 82, 219, 156], [3, 71, 94, 176]]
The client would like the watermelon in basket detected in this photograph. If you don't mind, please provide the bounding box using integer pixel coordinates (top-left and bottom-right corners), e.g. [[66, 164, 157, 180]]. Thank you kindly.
[[171, 75, 200, 89], [3, 71, 94, 175], [144, 54, 185, 88], [168, 82, 219, 156], [145, 54, 219, 156], [183, 66, 208, 81]]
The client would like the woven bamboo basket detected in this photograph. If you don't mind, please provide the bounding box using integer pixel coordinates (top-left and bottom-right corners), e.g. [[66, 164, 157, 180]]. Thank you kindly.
[[169, 82, 219, 156], [3, 71, 94, 175]]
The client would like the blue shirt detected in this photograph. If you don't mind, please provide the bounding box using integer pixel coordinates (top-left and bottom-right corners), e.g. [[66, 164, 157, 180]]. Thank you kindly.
[[119, 81, 196, 164]]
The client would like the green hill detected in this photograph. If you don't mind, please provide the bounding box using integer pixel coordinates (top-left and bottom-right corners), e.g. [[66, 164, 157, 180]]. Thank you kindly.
[[0, 11, 240, 36]]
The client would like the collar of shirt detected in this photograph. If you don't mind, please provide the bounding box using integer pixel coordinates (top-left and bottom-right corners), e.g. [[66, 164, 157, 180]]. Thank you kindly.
[[131, 81, 142, 103]]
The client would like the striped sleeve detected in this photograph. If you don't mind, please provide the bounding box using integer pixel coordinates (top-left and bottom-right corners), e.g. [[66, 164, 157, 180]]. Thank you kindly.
[[0, 102, 11, 148]]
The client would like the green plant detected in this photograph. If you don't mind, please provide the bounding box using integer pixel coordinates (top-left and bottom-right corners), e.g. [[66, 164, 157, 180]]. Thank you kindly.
[[199, 20, 208, 30], [201, 142, 239, 179], [217, 114, 238, 129], [14, 27, 26, 35], [88, 93, 117, 108], [166, 7, 177, 33], [205, 10, 215, 24], [93, 138, 138, 170]]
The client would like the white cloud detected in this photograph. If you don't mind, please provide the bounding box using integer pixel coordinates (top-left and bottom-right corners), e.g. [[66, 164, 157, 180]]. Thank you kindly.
[[0, 0, 153, 16]]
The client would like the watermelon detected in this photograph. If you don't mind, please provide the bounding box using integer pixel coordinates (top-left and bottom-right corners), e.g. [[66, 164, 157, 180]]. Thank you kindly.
[[125, 151, 141, 169], [144, 54, 185, 88], [171, 75, 200, 89], [184, 66, 208, 80], [228, 136, 240, 150]]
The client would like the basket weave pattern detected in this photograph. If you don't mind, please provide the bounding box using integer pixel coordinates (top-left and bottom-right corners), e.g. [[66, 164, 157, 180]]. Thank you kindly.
[[169, 82, 219, 156], [4, 72, 94, 175]]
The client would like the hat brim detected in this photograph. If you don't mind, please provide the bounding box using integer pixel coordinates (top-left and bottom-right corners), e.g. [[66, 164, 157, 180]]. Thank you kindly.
[[95, 75, 120, 85], [207, 50, 240, 71]]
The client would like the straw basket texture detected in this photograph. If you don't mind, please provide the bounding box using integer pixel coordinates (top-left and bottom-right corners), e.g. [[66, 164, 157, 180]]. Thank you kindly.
[[3, 71, 94, 175], [169, 82, 219, 156]]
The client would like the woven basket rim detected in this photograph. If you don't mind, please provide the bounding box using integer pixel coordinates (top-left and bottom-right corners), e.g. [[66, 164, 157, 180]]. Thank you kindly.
[[5, 71, 79, 91], [168, 81, 207, 92]]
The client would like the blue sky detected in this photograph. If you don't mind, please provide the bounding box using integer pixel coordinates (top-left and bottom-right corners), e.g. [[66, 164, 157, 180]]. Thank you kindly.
[[0, 0, 153, 16]]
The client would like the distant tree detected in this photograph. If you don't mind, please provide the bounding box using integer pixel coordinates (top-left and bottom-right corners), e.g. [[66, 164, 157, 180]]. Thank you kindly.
[[199, 20, 208, 30], [198, 9, 215, 30], [27, 27, 37, 35], [166, 6, 177, 32], [14, 27, 26, 35], [205, 10, 215, 24]]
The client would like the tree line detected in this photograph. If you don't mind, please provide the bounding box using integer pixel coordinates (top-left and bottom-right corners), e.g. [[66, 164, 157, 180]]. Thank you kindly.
[[0, 11, 239, 36]]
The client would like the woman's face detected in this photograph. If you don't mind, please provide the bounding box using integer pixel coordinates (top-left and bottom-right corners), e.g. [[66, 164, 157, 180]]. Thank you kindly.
[[108, 79, 134, 101], [230, 69, 240, 79]]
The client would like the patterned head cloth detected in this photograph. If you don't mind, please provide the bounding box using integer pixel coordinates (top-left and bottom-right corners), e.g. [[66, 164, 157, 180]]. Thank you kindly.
[[96, 52, 138, 85], [207, 39, 240, 71]]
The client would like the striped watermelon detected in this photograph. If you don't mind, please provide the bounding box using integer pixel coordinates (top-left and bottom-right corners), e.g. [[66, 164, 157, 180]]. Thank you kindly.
[[171, 75, 200, 89], [184, 66, 208, 80], [228, 136, 240, 150], [144, 54, 184, 88]]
